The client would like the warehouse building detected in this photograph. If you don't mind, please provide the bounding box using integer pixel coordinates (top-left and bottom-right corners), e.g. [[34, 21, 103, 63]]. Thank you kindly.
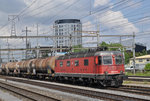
[[129, 55, 150, 70]]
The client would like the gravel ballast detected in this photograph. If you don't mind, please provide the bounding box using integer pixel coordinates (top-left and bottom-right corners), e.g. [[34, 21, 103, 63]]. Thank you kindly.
[[0, 89, 22, 101]]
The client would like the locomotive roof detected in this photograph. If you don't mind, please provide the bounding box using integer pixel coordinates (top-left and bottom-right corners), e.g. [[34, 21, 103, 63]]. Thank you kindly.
[[57, 51, 122, 60]]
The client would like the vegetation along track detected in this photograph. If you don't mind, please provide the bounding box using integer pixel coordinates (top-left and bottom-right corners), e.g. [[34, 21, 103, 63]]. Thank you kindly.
[[2, 76, 149, 101], [0, 81, 60, 101], [128, 76, 150, 78]]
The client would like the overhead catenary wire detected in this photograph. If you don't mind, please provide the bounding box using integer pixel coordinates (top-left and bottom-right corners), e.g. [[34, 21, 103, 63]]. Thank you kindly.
[[21, 0, 55, 17], [82, 0, 145, 28], [42, 0, 81, 24], [80, 0, 131, 20], [26, 0, 69, 18], [0, 0, 37, 31]]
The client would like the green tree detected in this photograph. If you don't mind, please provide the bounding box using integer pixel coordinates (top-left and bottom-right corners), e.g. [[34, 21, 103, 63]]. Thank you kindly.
[[144, 63, 150, 71], [99, 42, 131, 64], [99, 41, 123, 51], [147, 49, 150, 54], [72, 45, 84, 52]]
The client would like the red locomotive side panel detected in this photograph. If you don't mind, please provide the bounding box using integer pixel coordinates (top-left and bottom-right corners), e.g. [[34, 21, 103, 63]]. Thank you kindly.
[[55, 52, 125, 75], [55, 56, 95, 74]]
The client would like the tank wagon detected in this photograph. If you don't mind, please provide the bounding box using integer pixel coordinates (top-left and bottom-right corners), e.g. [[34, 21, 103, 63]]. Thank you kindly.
[[0, 48, 127, 87]]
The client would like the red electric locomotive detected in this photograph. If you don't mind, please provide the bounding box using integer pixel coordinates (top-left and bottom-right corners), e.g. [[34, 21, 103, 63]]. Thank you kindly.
[[0, 47, 127, 87], [55, 49, 127, 87]]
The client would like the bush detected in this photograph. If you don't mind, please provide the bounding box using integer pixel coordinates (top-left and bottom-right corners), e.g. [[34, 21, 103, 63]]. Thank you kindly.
[[144, 63, 150, 71]]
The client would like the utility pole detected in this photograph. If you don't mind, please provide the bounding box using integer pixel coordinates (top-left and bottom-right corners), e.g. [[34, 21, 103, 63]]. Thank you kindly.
[[36, 23, 39, 58], [0, 45, 1, 64], [0, 46, 1, 59], [22, 51, 23, 59], [132, 32, 136, 75], [70, 34, 72, 52], [11, 52, 14, 62], [97, 24, 100, 47], [22, 27, 31, 60], [7, 39, 10, 62], [8, 15, 19, 36], [119, 37, 125, 64], [120, 36, 122, 44], [89, 0, 92, 15]]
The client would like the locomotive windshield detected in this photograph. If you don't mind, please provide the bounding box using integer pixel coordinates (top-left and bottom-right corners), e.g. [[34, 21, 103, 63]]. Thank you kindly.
[[115, 55, 123, 64], [103, 56, 112, 65]]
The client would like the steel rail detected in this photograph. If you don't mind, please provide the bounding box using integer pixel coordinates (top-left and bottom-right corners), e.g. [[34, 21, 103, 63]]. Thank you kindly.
[[108, 85, 150, 96], [4, 77, 149, 101], [0, 81, 59, 101]]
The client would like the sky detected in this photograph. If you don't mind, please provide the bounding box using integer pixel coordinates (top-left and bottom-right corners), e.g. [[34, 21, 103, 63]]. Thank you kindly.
[[0, 0, 150, 61]]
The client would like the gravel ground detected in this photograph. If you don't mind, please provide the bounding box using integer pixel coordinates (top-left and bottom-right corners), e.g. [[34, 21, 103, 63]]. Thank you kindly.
[[0, 89, 22, 101], [2, 77, 150, 101], [0, 79, 102, 101], [13, 77, 150, 100]]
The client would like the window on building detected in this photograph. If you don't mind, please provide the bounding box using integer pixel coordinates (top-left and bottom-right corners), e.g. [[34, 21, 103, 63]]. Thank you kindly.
[[139, 59, 143, 62], [115, 55, 123, 64], [147, 59, 150, 61], [67, 61, 70, 67], [60, 61, 63, 67], [84, 59, 88, 66], [103, 56, 112, 65], [75, 60, 79, 66]]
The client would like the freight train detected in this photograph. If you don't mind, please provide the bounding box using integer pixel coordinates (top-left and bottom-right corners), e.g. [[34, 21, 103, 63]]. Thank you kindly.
[[0, 48, 127, 87]]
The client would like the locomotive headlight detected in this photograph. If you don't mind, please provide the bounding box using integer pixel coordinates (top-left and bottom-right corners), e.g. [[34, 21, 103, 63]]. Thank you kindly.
[[104, 71, 108, 75], [120, 71, 123, 74]]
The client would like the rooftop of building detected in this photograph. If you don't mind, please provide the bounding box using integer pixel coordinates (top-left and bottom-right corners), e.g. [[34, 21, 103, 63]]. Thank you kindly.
[[55, 19, 81, 24], [131, 55, 150, 59]]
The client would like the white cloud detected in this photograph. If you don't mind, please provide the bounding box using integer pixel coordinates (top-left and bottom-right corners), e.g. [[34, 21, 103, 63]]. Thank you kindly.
[[94, 0, 109, 7], [97, 10, 139, 34], [82, 21, 96, 31]]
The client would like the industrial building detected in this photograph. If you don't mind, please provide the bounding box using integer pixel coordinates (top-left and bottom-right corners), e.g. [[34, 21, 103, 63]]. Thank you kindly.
[[54, 19, 82, 47], [129, 55, 150, 70]]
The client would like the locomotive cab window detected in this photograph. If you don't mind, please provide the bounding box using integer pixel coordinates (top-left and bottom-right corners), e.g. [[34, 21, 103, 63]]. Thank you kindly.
[[103, 56, 112, 65], [115, 55, 123, 64], [60, 61, 63, 67], [75, 60, 79, 66], [84, 59, 88, 66], [67, 61, 70, 67]]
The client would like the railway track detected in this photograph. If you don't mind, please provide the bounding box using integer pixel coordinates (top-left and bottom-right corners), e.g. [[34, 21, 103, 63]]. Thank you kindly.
[[1, 76, 149, 101], [108, 85, 150, 96], [0, 80, 59, 101]]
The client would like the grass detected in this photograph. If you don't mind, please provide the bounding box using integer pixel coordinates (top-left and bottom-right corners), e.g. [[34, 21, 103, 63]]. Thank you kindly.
[[123, 80, 150, 85], [126, 71, 150, 76]]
